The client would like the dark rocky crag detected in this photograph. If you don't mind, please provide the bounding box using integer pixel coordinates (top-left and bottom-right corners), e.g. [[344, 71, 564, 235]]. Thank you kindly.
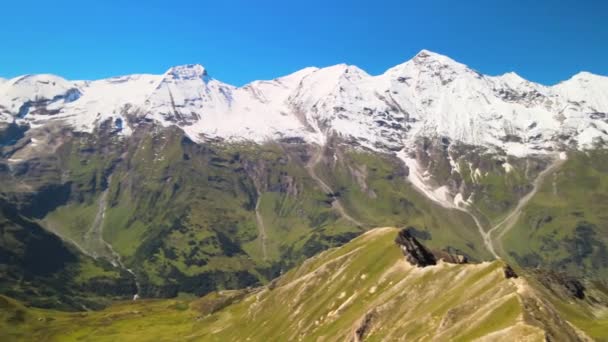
[[395, 227, 468, 267]]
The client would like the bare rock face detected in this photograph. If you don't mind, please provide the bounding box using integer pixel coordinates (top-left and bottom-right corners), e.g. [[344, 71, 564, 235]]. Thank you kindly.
[[395, 228, 437, 267], [395, 228, 469, 267], [503, 265, 518, 279]]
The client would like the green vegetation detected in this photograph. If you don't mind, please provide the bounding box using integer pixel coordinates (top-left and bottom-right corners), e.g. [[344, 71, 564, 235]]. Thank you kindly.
[[450, 145, 547, 225], [1, 228, 602, 341], [2, 120, 607, 327], [317, 149, 491, 260], [1, 121, 500, 307], [503, 150, 608, 278], [0, 195, 135, 311]]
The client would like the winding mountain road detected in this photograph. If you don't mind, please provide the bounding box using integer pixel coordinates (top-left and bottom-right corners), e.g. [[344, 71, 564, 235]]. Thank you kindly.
[[467, 155, 565, 259], [404, 153, 565, 260], [488, 156, 566, 257]]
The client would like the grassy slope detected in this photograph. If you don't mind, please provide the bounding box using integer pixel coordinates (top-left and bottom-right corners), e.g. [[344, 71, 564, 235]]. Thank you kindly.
[[2, 228, 602, 341], [455, 152, 543, 225], [503, 150, 608, 279], [0, 196, 135, 311], [317, 150, 491, 261], [194, 228, 528, 341]]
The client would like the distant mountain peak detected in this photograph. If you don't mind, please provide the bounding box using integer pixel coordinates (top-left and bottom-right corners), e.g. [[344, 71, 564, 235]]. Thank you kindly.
[[415, 49, 441, 58], [500, 71, 526, 82], [568, 71, 603, 83], [163, 64, 210, 83], [412, 49, 461, 65], [384, 49, 470, 80]]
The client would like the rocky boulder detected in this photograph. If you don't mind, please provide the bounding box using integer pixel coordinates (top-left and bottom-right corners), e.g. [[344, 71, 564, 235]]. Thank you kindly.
[[395, 228, 468, 267]]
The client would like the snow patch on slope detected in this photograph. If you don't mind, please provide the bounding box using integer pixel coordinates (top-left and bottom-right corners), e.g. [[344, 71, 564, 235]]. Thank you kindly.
[[396, 149, 457, 209]]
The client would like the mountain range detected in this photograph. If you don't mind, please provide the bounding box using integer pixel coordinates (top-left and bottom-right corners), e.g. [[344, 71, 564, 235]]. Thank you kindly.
[[2, 49, 607, 154], [1, 50, 607, 341]]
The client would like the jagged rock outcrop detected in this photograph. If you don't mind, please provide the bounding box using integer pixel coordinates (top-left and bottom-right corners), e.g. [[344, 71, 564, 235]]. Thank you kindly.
[[394, 228, 437, 267], [394, 227, 468, 267], [503, 265, 518, 279]]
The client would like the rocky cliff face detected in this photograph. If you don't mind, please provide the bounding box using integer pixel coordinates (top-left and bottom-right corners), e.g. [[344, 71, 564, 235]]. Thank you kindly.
[[395, 227, 468, 267], [394, 227, 439, 266]]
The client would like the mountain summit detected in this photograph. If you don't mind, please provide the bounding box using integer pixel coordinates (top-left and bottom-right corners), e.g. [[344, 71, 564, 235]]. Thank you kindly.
[[162, 64, 210, 81], [1, 50, 607, 156]]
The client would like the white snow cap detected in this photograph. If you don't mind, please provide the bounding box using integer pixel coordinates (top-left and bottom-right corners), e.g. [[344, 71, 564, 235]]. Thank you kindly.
[[0, 74, 80, 104], [1, 50, 607, 156], [162, 64, 210, 82]]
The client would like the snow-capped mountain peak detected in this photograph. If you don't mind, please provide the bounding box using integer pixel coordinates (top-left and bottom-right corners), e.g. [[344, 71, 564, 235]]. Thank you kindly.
[[569, 71, 597, 81], [414, 49, 460, 63], [382, 50, 479, 94], [409, 49, 470, 73], [162, 64, 210, 83], [2, 74, 80, 102], [0, 74, 81, 121], [1, 51, 607, 156], [497, 71, 527, 85], [143, 64, 234, 126]]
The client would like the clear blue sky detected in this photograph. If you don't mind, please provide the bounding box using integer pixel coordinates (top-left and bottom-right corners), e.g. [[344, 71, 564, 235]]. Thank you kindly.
[[0, 0, 606, 85]]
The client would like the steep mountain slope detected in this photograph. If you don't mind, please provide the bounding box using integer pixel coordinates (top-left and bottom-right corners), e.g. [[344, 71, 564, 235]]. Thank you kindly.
[[503, 150, 608, 278], [0, 196, 136, 310], [2, 228, 605, 341]]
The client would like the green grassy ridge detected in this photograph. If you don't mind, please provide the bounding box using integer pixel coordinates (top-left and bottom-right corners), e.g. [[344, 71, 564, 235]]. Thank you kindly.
[[1, 227, 600, 341], [503, 150, 608, 279]]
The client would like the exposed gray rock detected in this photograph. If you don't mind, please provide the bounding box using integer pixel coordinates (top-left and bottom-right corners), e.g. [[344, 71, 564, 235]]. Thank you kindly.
[[394, 228, 437, 267], [395, 227, 469, 267]]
